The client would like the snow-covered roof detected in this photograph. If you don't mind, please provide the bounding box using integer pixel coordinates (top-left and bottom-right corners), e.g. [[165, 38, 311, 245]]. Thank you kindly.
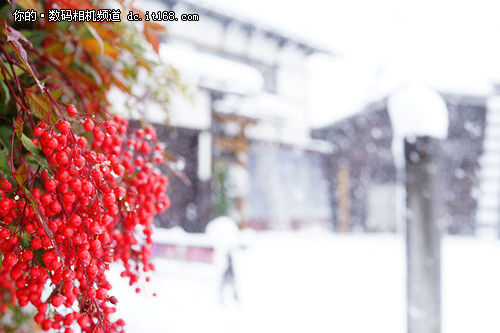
[[161, 0, 333, 56], [160, 44, 264, 95], [213, 92, 294, 122]]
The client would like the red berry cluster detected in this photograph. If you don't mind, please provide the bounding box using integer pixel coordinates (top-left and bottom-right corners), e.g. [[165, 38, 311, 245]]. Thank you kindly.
[[0, 105, 170, 332]]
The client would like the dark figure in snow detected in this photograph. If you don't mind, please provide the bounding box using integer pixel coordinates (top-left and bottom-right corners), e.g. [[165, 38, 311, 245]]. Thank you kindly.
[[220, 251, 239, 303]]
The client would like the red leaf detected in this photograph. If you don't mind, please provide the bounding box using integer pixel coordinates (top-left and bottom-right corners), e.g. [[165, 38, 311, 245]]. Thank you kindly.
[[16, 0, 39, 11], [80, 38, 120, 59], [14, 116, 23, 139], [3, 21, 44, 92], [53, 0, 97, 11], [144, 22, 160, 54], [13, 162, 27, 186]]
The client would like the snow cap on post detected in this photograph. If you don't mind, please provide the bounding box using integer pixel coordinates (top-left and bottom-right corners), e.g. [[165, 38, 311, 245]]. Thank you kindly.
[[388, 84, 449, 168], [388, 84, 449, 140], [206, 216, 240, 250]]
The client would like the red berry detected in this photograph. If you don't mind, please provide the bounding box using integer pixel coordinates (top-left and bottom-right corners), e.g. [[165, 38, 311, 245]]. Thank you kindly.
[[101, 214, 113, 226], [51, 294, 64, 307], [57, 121, 71, 134], [62, 226, 74, 238], [87, 264, 98, 276], [73, 234, 84, 246], [31, 237, 42, 250], [50, 201, 62, 214], [38, 302, 48, 313], [25, 223, 36, 234], [68, 167, 79, 177], [106, 125, 116, 136], [73, 155, 85, 169], [103, 193, 115, 205], [45, 179, 58, 192], [70, 215, 82, 228], [47, 137, 58, 149], [93, 130, 105, 142], [83, 119, 95, 131], [50, 258, 62, 271], [56, 151, 69, 165], [67, 104, 78, 117], [89, 239, 101, 251], [69, 179, 82, 192], [81, 181, 93, 195], [96, 288, 107, 300], [89, 222, 101, 235], [33, 127, 45, 137], [78, 249, 90, 263], [56, 170, 69, 182], [40, 192, 52, 206], [62, 192, 76, 205], [113, 164, 125, 176], [77, 137, 88, 148], [57, 134, 67, 147], [77, 316, 89, 328], [34, 312, 45, 323], [0, 180, 12, 191], [107, 204, 118, 215], [21, 250, 33, 261]]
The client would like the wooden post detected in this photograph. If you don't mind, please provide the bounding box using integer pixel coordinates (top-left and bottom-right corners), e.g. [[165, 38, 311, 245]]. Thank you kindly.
[[336, 167, 350, 232], [405, 136, 442, 333]]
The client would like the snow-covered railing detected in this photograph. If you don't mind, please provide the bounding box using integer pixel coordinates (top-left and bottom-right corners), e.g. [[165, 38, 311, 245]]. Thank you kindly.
[[152, 227, 215, 263], [151, 217, 240, 264]]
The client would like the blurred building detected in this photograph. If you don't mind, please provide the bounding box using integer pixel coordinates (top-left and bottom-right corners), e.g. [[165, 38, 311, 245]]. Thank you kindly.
[[137, 0, 333, 232], [134, 1, 498, 236], [313, 94, 487, 235]]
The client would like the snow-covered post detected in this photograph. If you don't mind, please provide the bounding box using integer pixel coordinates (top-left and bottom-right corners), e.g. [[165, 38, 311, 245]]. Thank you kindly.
[[404, 136, 442, 333], [388, 84, 448, 333]]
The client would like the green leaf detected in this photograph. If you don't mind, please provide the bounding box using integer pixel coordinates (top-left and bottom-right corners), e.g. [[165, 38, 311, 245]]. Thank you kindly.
[[34, 249, 45, 268], [51, 88, 63, 100], [26, 90, 57, 124], [0, 149, 10, 179], [3, 222, 33, 247], [0, 127, 13, 151], [20, 134, 37, 153], [0, 59, 26, 80], [122, 39, 145, 52], [19, 233, 31, 247], [0, 79, 9, 105], [25, 155, 41, 173], [13, 162, 27, 186], [20, 29, 46, 41], [21, 134, 51, 175]]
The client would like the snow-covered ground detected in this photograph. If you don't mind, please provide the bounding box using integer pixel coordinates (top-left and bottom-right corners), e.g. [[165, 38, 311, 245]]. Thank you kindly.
[[108, 230, 500, 333]]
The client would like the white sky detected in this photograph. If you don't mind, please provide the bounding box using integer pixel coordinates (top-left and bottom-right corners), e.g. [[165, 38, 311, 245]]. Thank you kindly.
[[206, 0, 500, 127]]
